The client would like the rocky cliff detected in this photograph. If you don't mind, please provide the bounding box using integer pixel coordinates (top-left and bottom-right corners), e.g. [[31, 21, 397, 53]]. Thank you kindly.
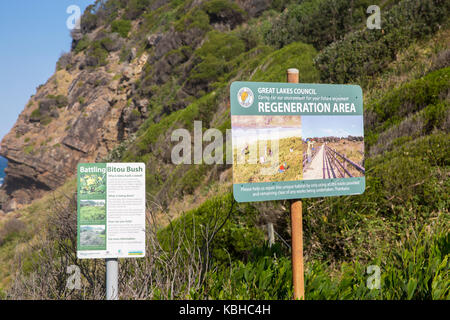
[[0, 37, 149, 212], [0, 0, 271, 212]]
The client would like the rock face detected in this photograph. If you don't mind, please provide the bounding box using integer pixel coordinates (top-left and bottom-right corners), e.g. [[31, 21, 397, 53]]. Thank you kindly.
[[0, 0, 256, 212], [0, 48, 148, 212]]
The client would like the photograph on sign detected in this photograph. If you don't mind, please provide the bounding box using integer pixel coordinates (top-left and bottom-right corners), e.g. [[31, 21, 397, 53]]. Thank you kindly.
[[77, 163, 146, 259], [231, 81, 365, 202], [232, 115, 302, 184]]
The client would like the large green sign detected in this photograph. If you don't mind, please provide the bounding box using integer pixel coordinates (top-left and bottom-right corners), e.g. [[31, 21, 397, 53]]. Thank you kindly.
[[230, 81, 365, 202]]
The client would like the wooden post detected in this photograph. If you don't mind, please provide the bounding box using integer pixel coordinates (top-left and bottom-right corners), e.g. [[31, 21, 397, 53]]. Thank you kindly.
[[287, 68, 304, 300]]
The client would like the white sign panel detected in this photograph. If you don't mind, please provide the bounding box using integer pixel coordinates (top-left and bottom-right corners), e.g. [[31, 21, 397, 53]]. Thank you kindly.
[[77, 163, 146, 259]]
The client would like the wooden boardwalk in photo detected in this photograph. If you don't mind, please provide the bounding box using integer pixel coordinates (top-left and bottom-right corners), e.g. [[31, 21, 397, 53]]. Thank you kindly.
[[303, 144, 365, 180]]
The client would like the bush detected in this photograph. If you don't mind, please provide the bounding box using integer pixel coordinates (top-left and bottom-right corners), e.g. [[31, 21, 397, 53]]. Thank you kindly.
[[195, 224, 449, 299], [56, 52, 72, 70], [174, 8, 210, 32], [202, 0, 245, 28], [0, 218, 26, 245], [188, 31, 245, 86], [46, 95, 68, 108], [30, 108, 41, 119], [80, 5, 98, 33], [251, 42, 319, 83], [124, 0, 151, 20], [366, 67, 450, 134], [158, 193, 264, 264], [315, 0, 450, 83], [197, 245, 293, 299], [111, 19, 132, 38], [85, 41, 109, 67], [264, 0, 376, 50], [74, 36, 90, 54]]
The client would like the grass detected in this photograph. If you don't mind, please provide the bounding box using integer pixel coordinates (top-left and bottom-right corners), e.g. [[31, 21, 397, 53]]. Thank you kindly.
[[79, 205, 106, 222], [233, 136, 303, 184], [327, 140, 365, 177]]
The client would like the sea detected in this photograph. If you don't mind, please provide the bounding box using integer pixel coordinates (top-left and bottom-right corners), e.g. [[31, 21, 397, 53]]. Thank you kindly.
[[0, 156, 7, 187]]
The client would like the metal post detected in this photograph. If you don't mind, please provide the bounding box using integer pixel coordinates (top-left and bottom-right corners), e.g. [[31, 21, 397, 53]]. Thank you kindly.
[[267, 223, 275, 247], [106, 258, 119, 300], [287, 68, 305, 300]]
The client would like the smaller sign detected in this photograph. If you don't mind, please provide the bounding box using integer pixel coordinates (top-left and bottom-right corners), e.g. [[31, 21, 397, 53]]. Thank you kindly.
[[77, 163, 146, 259]]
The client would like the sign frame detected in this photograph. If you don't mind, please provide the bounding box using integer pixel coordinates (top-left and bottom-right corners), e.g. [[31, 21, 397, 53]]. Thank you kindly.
[[230, 81, 365, 203]]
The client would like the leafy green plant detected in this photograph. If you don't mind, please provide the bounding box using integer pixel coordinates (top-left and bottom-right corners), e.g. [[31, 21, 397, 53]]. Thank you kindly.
[[74, 36, 90, 54], [315, 0, 450, 83], [79, 173, 106, 195], [111, 19, 132, 38], [265, 0, 376, 50]]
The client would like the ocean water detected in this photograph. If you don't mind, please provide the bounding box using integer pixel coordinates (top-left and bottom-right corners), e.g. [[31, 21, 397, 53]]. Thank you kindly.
[[0, 156, 7, 186]]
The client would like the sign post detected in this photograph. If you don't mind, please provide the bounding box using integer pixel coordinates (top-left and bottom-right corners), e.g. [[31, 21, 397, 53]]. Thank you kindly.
[[288, 69, 304, 300], [106, 258, 119, 300], [76, 162, 146, 300], [230, 70, 365, 300]]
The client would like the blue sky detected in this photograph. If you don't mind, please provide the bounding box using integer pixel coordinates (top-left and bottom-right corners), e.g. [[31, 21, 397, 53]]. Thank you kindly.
[[0, 0, 94, 142], [302, 115, 364, 138]]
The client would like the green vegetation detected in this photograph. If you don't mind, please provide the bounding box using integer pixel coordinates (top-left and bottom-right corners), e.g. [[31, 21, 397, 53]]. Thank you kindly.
[[233, 137, 303, 184], [79, 205, 106, 222], [111, 19, 132, 38], [188, 31, 246, 88], [1, 0, 449, 300], [197, 226, 449, 299], [251, 42, 319, 82], [74, 36, 90, 54], [79, 173, 106, 195], [365, 67, 450, 149], [30, 109, 41, 119], [159, 194, 264, 264], [78, 97, 86, 105], [265, 0, 378, 50], [87, 41, 109, 67], [315, 0, 450, 84], [46, 95, 68, 108], [23, 145, 34, 155]]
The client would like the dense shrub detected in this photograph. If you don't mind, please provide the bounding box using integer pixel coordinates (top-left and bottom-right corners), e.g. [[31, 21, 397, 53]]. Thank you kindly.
[[251, 42, 320, 83], [56, 52, 72, 70], [80, 5, 98, 33], [111, 19, 132, 38], [196, 225, 448, 299], [315, 0, 450, 83], [188, 31, 246, 88], [0, 218, 27, 246], [124, 0, 151, 20], [202, 0, 245, 29], [174, 8, 210, 32], [158, 193, 264, 264], [46, 95, 69, 109], [86, 41, 109, 67], [74, 36, 90, 54], [365, 67, 450, 135], [264, 0, 378, 50]]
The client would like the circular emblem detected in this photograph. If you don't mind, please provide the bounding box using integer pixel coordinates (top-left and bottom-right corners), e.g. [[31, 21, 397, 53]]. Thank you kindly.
[[237, 87, 254, 108]]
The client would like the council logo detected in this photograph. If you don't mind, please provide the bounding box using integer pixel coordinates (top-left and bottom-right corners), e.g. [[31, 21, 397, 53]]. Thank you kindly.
[[237, 87, 254, 108]]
